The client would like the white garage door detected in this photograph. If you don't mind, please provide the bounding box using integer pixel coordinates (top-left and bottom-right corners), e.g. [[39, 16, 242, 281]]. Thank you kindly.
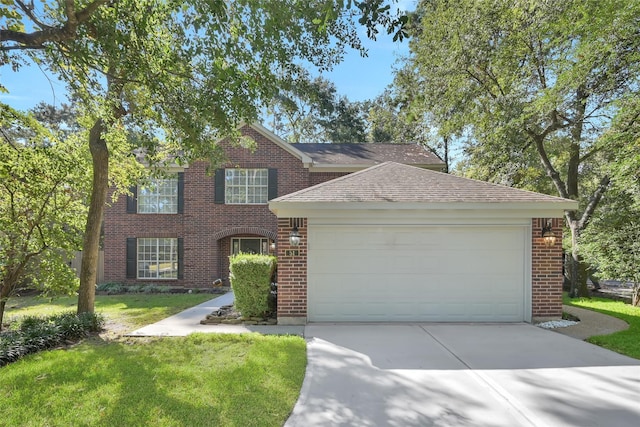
[[308, 225, 527, 322]]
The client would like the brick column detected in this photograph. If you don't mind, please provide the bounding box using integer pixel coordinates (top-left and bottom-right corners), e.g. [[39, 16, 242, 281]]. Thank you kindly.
[[276, 218, 307, 325], [531, 217, 563, 320]]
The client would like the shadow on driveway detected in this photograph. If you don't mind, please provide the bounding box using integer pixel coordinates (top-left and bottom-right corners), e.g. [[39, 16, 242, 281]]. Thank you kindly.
[[285, 323, 640, 427]]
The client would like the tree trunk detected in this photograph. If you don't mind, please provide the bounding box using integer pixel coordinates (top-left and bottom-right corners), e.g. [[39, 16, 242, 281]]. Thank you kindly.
[[0, 283, 10, 331], [568, 220, 589, 297], [77, 118, 109, 314]]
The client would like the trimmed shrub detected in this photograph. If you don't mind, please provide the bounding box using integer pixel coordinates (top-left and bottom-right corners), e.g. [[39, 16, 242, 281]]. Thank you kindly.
[[0, 311, 104, 367], [229, 253, 277, 317]]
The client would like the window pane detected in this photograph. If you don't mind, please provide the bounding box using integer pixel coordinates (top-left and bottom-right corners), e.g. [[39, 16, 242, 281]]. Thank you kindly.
[[224, 168, 268, 204], [137, 237, 178, 279], [137, 175, 178, 214]]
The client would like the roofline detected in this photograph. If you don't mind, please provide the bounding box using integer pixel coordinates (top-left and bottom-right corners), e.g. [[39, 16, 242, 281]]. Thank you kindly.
[[269, 200, 578, 218], [246, 123, 314, 166], [308, 163, 445, 173]]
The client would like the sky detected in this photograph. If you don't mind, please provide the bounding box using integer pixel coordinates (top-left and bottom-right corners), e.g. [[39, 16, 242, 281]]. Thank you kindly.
[[0, 23, 410, 112]]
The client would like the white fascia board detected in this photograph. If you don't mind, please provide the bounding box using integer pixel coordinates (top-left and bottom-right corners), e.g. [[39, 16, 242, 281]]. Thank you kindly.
[[269, 200, 578, 219], [307, 163, 445, 173]]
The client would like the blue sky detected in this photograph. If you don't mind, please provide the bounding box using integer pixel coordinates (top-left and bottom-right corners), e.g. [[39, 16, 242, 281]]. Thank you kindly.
[[0, 27, 409, 111]]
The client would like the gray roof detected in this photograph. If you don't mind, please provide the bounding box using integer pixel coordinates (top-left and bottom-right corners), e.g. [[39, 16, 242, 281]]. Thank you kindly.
[[290, 143, 444, 167], [272, 162, 576, 204]]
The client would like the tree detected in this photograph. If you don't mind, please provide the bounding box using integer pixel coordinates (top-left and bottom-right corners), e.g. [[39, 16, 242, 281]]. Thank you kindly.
[[266, 73, 367, 143], [2, 0, 407, 313], [0, 105, 89, 328], [399, 0, 640, 296]]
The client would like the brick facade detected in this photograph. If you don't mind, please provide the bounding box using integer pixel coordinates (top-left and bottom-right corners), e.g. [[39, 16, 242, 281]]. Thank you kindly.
[[275, 218, 308, 325], [531, 217, 564, 320], [103, 125, 339, 288]]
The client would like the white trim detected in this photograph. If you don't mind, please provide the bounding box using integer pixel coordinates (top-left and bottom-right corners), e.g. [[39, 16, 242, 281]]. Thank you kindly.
[[307, 163, 445, 173]]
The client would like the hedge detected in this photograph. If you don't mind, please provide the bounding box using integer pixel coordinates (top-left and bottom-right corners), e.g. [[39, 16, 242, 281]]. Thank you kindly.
[[229, 253, 277, 317]]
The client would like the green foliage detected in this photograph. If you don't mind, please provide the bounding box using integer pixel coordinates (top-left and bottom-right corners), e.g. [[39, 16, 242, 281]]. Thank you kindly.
[[0, 333, 306, 426], [266, 73, 367, 143], [229, 253, 277, 317], [0, 104, 88, 325], [0, 311, 104, 366]]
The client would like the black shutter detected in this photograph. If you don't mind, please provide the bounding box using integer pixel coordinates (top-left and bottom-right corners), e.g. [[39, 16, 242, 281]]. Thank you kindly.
[[177, 172, 184, 213], [177, 238, 184, 279], [126, 238, 137, 278], [268, 168, 278, 200], [214, 169, 225, 204], [126, 186, 137, 213]]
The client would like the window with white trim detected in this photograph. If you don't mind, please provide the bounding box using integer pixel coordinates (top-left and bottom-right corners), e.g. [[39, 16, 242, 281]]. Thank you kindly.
[[137, 238, 178, 279], [231, 238, 270, 255], [225, 169, 268, 204], [138, 176, 178, 213]]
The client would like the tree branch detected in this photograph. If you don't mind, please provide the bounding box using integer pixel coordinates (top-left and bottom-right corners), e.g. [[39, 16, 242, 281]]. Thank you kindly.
[[578, 175, 610, 230], [527, 129, 569, 198], [0, 0, 110, 50]]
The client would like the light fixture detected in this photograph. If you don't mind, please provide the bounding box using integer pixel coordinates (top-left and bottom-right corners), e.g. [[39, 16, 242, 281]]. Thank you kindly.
[[541, 220, 556, 247], [289, 226, 301, 247]]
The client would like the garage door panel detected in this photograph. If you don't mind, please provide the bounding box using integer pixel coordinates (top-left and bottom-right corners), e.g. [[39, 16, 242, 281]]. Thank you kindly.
[[308, 225, 527, 322]]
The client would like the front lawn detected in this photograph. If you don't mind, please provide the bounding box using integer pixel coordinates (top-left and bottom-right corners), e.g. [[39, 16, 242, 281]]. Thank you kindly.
[[0, 333, 306, 426], [4, 293, 215, 332], [564, 295, 640, 359], [2, 294, 307, 426]]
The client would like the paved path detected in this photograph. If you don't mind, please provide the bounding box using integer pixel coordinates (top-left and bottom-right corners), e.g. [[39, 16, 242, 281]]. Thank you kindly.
[[557, 304, 629, 340], [287, 323, 640, 427], [127, 292, 304, 336]]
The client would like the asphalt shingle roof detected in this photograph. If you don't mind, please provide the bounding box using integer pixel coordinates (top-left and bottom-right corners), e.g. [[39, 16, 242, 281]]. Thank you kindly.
[[290, 143, 444, 167], [273, 162, 575, 204]]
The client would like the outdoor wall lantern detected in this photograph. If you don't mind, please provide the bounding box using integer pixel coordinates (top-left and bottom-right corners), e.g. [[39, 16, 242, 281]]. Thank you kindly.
[[541, 220, 556, 247], [289, 226, 301, 247]]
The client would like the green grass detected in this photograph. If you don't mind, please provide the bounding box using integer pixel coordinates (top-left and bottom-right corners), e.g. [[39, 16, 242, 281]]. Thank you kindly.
[[564, 294, 640, 359], [4, 293, 215, 331], [0, 333, 306, 426], [2, 294, 307, 426]]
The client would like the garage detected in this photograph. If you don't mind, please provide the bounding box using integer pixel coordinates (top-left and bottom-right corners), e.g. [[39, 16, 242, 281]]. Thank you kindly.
[[269, 162, 578, 324], [307, 224, 527, 322]]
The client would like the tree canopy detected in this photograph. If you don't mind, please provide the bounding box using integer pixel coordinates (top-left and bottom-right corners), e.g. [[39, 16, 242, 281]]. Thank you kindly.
[[1, 0, 409, 312]]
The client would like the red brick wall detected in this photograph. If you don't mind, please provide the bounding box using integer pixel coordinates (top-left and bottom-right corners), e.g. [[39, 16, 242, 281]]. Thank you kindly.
[[103, 126, 335, 288], [309, 171, 349, 186], [531, 217, 564, 319], [276, 218, 308, 323]]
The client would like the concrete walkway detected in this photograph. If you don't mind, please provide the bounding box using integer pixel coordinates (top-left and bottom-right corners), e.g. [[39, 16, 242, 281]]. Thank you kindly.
[[288, 323, 640, 427], [556, 304, 630, 340], [127, 292, 304, 337]]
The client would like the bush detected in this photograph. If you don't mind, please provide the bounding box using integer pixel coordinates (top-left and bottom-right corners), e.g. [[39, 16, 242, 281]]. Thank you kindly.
[[229, 253, 277, 317], [0, 311, 104, 367]]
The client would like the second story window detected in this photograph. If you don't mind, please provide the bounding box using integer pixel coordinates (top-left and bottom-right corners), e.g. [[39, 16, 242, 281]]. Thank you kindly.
[[225, 169, 269, 204], [138, 176, 178, 214]]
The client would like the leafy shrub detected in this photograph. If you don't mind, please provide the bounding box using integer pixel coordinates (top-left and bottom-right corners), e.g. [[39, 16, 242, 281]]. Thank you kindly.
[[0, 311, 104, 367], [229, 253, 277, 317], [96, 282, 127, 294]]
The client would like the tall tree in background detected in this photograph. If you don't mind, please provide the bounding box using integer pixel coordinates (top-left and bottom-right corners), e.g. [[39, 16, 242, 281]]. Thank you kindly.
[[2, 0, 409, 313], [399, 0, 640, 296], [267, 73, 367, 143]]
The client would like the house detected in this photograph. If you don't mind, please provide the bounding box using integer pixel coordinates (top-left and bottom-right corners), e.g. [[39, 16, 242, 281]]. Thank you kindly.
[[269, 162, 578, 324], [102, 124, 445, 288]]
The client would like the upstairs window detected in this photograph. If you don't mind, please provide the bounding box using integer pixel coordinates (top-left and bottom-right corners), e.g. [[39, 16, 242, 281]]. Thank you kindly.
[[138, 176, 179, 213], [224, 169, 269, 204], [127, 172, 183, 214]]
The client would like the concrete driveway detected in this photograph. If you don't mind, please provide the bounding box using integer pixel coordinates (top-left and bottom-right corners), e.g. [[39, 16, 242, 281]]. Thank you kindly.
[[286, 324, 640, 427]]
